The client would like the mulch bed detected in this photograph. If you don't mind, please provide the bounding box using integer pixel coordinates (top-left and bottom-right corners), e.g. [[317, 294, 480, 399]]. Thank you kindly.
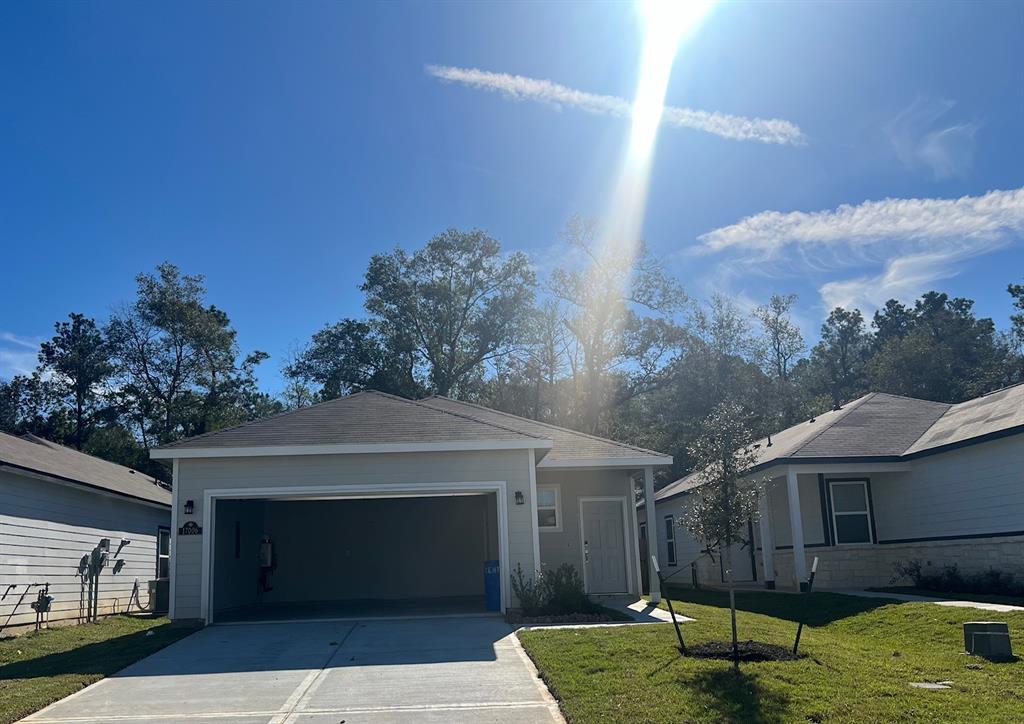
[[686, 640, 800, 662]]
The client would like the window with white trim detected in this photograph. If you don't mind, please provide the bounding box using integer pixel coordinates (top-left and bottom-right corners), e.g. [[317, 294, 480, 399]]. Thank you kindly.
[[537, 485, 562, 532], [664, 515, 677, 566], [157, 527, 171, 579], [829, 481, 873, 544]]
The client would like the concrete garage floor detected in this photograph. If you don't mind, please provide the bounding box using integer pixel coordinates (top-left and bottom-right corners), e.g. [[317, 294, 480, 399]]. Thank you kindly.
[[216, 596, 489, 624], [22, 617, 563, 724]]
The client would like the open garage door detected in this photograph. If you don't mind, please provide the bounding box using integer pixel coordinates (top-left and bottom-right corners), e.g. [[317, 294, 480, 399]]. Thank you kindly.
[[210, 492, 501, 623]]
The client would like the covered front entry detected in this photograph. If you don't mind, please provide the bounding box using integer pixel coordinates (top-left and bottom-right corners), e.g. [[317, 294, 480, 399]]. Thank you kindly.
[[580, 498, 630, 594], [208, 490, 502, 623]]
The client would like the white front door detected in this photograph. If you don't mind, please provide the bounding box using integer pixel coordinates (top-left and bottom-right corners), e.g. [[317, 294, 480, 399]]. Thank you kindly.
[[581, 499, 628, 594]]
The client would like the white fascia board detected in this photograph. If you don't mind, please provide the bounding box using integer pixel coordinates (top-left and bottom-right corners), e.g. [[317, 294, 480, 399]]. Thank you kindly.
[[151, 438, 553, 459], [537, 456, 673, 469]]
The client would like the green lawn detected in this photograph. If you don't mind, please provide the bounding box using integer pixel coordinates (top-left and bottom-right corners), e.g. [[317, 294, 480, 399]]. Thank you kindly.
[[518, 588, 1024, 723], [866, 586, 1024, 608], [0, 615, 200, 724]]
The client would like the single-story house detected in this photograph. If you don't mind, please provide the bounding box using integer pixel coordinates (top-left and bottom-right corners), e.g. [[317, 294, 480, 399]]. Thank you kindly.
[[646, 385, 1024, 591], [1, 432, 171, 633], [150, 391, 673, 624]]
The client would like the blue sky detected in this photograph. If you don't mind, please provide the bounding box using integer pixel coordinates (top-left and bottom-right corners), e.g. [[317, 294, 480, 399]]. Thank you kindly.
[[2, 1, 1022, 393]]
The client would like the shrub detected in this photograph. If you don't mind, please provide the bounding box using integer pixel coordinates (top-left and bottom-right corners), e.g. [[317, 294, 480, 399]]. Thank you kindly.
[[890, 559, 1024, 597], [543, 563, 596, 615], [510, 563, 597, 617], [511, 563, 548, 616]]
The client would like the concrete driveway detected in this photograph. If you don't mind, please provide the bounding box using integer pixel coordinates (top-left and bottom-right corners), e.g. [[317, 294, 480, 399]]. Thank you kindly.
[[23, 617, 562, 723]]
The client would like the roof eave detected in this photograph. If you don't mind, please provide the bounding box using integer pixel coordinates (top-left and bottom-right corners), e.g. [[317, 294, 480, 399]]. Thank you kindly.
[[537, 455, 673, 469], [151, 438, 554, 459]]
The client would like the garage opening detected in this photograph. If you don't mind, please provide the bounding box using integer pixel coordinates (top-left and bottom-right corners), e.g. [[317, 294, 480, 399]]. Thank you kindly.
[[211, 493, 500, 622]]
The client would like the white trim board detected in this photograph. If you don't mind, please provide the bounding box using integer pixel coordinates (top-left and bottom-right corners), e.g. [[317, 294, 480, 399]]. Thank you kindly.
[[168, 459, 179, 620], [152, 439, 552, 459], [578, 495, 634, 596], [199, 481, 511, 624]]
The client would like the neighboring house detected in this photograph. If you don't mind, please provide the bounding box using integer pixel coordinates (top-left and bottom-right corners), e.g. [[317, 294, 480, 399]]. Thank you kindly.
[[150, 391, 672, 624], [0, 432, 171, 633], [646, 385, 1024, 592]]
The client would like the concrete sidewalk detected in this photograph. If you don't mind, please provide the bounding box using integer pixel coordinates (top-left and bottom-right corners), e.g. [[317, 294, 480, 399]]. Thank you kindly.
[[22, 617, 563, 724], [827, 589, 1024, 613]]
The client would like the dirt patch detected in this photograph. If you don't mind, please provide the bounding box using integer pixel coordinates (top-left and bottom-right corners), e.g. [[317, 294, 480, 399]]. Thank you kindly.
[[687, 640, 800, 662]]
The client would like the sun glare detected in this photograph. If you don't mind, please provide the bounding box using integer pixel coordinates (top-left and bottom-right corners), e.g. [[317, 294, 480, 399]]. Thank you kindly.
[[601, 0, 715, 256]]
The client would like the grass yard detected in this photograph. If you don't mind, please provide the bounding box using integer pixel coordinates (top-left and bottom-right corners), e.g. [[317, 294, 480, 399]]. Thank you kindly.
[[0, 614, 200, 724], [518, 588, 1024, 723]]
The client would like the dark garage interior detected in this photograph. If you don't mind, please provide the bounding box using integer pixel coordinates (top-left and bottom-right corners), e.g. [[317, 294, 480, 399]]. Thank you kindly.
[[212, 493, 500, 622]]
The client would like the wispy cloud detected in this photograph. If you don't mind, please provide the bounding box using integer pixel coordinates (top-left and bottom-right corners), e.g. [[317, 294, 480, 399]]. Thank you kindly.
[[0, 332, 41, 380], [425, 65, 806, 146], [885, 97, 980, 180], [698, 188, 1024, 312]]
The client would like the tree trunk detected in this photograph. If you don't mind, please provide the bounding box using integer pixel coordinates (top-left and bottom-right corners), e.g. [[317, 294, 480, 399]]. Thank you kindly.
[[726, 545, 739, 669]]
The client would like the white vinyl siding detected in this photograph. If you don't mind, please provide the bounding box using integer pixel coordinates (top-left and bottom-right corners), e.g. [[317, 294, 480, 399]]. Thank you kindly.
[[871, 435, 1024, 542], [0, 468, 170, 631]]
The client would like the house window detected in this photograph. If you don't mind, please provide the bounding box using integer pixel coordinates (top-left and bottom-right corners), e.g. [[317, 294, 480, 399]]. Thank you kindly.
[[664, 515, 677, 566], [156, 527, 171, 579], [829, 481, 873, 544], [537, 485, 562, 532]]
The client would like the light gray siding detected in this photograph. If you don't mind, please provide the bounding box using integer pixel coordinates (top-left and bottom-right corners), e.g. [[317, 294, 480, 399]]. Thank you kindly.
[[536, 468, 637, 594], [0, 469, 170, 632], [644, 496, 709, 578], [872, 436, 1024, 541], [763, 474, 826, 548], [173, 449, 535, 619]]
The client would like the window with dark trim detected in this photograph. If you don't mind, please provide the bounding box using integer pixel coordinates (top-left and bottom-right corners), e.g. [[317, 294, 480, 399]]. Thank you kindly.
[[829, 481, 873, 544], [664, 515, 677, 566], [156, 527, 171, 579]]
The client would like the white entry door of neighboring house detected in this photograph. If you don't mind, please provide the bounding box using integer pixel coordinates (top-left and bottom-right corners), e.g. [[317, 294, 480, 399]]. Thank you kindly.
[[580, 498, 628, 594], [721, 521, 757, 583]]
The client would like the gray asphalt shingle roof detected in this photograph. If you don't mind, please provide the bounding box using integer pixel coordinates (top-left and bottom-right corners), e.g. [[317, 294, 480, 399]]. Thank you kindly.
[[419, 396, 671, 465], [154, 390, 672, 466], [0, 432, 171, 506], [155, 391, 547, 450], [657, 385, 1024, 502]]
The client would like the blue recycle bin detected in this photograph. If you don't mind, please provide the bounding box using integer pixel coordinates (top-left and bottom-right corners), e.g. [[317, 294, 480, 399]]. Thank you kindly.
[[484, 560, 501, 611]]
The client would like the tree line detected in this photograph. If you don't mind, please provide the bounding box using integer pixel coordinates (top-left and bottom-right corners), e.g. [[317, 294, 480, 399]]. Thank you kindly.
[[4, 225, 1023, 486]]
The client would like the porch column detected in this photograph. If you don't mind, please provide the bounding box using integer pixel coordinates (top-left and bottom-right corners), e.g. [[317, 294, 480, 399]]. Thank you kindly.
[[786, 467, 808, 591], [643, 466, 661, 604], [758, 484, 775, 590]]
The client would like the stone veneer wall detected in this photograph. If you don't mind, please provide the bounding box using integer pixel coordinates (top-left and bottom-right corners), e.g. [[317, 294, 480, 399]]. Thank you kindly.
[[766, 535, 1024, 589], [689, 535, 1024, 590]]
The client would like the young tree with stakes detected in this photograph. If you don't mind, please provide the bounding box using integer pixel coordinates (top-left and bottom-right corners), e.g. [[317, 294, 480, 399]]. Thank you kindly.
[[681, 401, 764, 668]]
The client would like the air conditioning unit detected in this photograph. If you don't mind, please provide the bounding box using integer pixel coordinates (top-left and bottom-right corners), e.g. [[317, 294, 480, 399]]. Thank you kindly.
[[148, 579, 170, 614]]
